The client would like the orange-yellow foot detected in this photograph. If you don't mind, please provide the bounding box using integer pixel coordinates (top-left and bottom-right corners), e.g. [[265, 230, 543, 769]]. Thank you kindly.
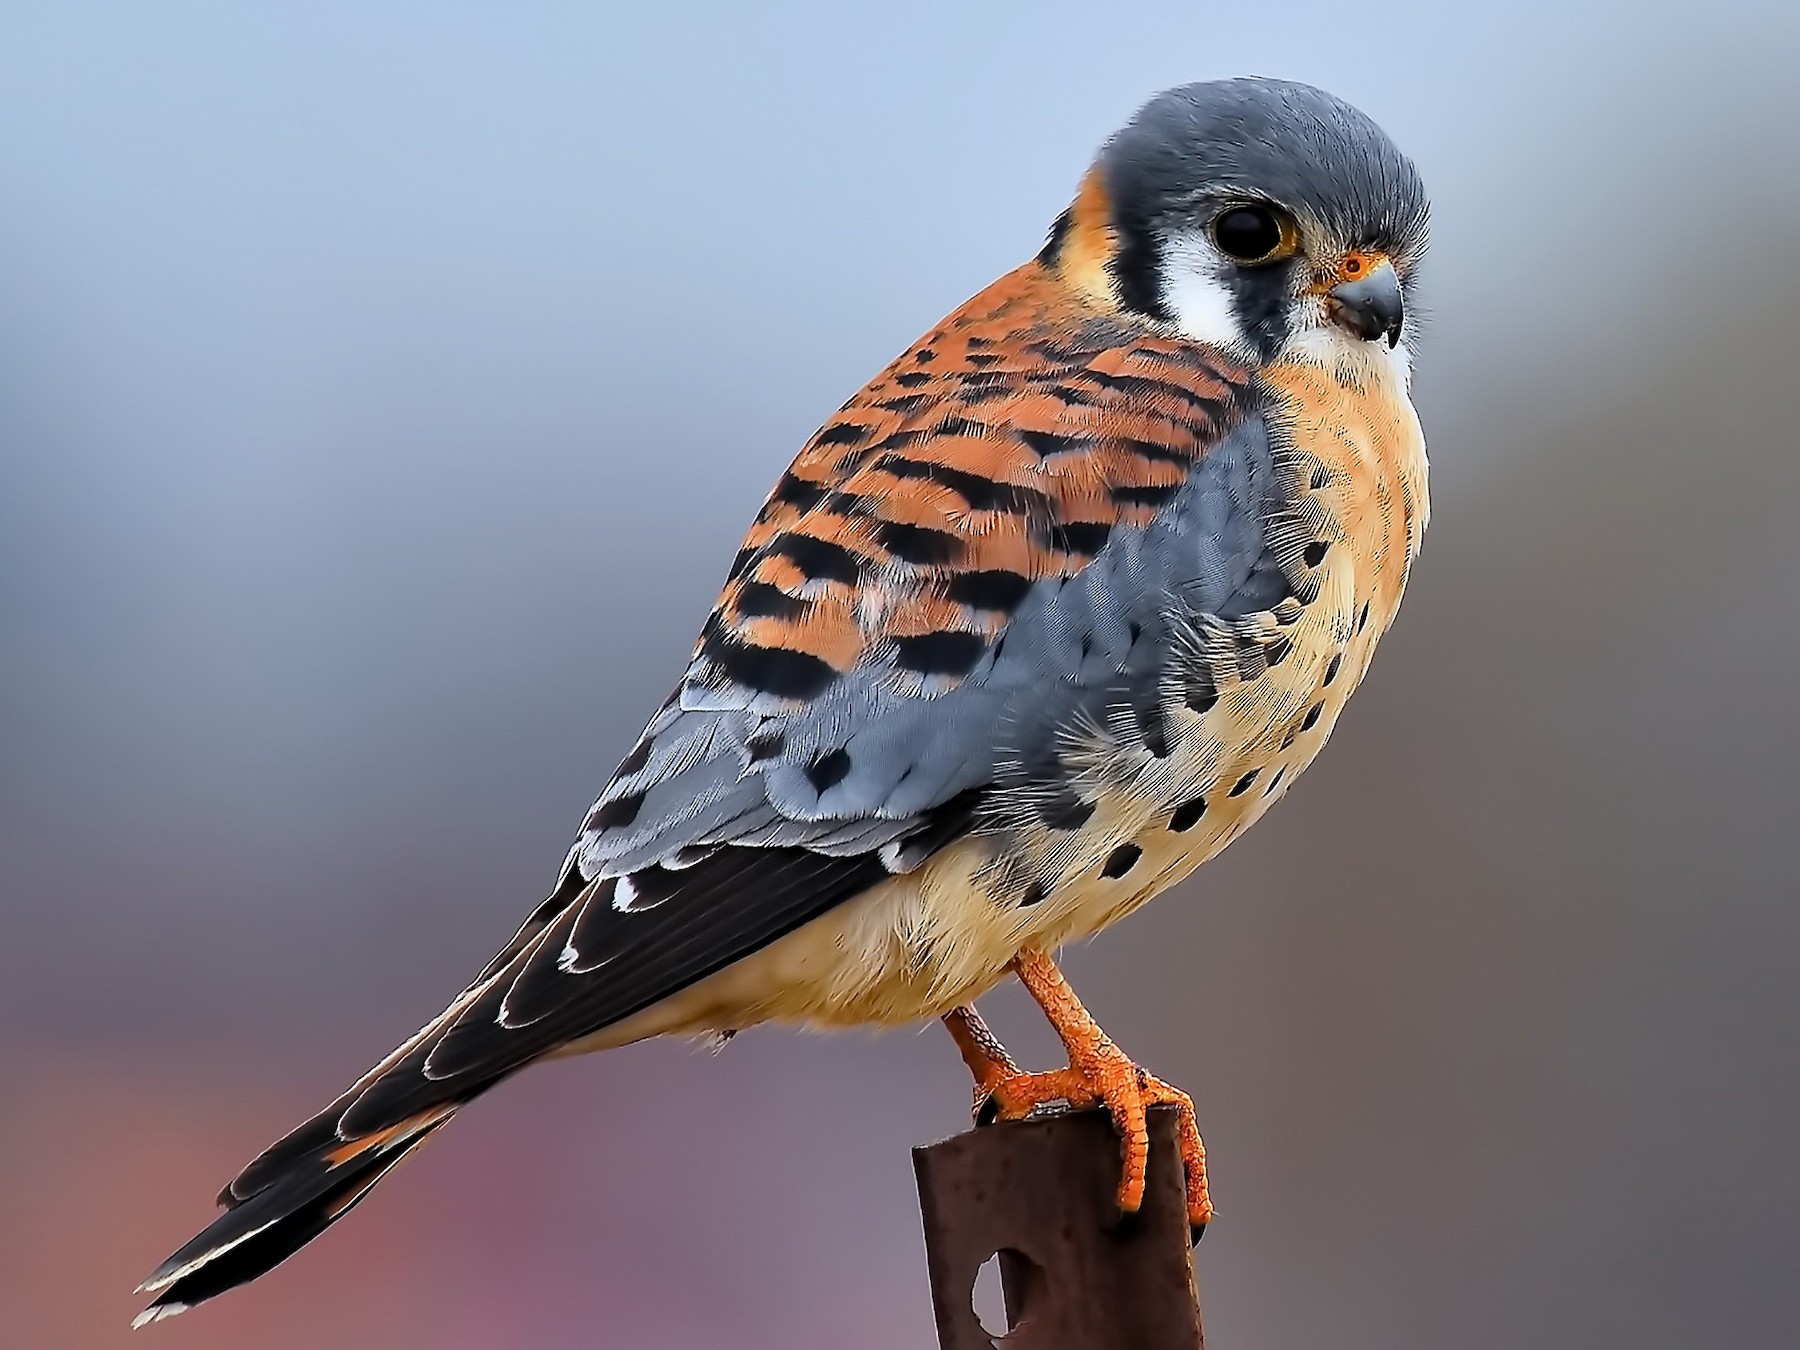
[[949, 949, 1214, 1238]]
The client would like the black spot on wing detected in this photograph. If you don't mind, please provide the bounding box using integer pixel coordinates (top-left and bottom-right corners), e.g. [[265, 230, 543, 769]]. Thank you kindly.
[[806, 747, 852, 793], [894, 630, 987, 677], [765, 533, 865, 586], [615, 737, 653, 778], [699, 628, 838, 700], [947, 569, 1033, 614], [1042, 520, 1112, 556], [773, 472, 828, 512], [1017, 429, 1085, 459], [734, 580, 810, 620], [1110, 481, 1180, 509], [814, 421, 871, 447], [876, 519, 964, 565], [1119, 437, 1192, 466], [586, 791, 644, 831], [745, 728, 786, 761], [873, 455, 1054, 516]]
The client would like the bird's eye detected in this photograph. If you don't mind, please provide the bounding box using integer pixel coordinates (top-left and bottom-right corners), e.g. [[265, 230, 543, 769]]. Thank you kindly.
[[1211, 206, 1286, 262]]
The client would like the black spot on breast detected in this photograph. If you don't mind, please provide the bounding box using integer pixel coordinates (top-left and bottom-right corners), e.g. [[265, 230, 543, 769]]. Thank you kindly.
[[1264, 636, 1291, 668], [1264, 768, 1285, 795], [947, 569, 1033, 614], [894, 630, 987, 677], [767, 533, 864, 585], [1357, 601, 1371, 634], [815, 421, 870, 447], [1302, 541, 1329, 568], [1040, 793, 1096, 831], [1228, 769, 1260, 797], [1323, 654, 1342, 686], [588, 790, 644, 831], [1169, 797, 1208, 832], [701, 629, 838, 700], [1186, 684, 1218, 715], [1101, 843, 1143, 878], [1301, 702, 1324, 732], [1044, 520, 1112, 556], [734, 580, 810, 620], [1020, 880, 1049, 908], [1133, 689, 1170, 759], [806, 747, 852, 793], [616, 738, 653, 777]]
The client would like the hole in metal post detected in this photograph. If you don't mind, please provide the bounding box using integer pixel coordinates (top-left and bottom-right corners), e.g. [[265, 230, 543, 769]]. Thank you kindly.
[[971, 1247, 1044, 1343]]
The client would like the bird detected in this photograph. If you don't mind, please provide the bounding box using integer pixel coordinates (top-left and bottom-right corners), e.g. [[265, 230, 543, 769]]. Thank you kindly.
[[136, 76, 1430, 1328]]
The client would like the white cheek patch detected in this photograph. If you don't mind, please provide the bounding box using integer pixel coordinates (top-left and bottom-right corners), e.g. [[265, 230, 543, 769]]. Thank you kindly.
[[1156, 233, 1243, 349], [1283, 323, 1414, 391]]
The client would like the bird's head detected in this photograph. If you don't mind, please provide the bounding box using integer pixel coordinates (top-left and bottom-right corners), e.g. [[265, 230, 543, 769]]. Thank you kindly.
[[1046, 78, 1430, 382]]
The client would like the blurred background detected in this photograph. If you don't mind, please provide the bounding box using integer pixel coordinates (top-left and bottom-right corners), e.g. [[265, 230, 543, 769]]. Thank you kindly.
[[4, 3, 1799, 1346]]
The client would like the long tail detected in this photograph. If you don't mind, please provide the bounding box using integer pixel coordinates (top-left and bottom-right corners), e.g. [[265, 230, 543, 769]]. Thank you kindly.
[[132, 1091, 462, 1327], [133, 869, 604, 1327]]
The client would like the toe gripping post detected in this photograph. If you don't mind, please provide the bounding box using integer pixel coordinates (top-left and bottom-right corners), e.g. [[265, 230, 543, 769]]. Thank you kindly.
[[914, 1106, 1205, 1349]]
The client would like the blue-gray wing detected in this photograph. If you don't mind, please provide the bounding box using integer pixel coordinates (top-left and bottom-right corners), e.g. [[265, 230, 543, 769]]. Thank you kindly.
[[337, 316, 1315, 1135]]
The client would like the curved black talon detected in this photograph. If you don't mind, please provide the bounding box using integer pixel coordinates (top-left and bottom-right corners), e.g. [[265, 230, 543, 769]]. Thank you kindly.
[[1189, 1220, 1207, 1247], [974, 1094, 1001, 1127]]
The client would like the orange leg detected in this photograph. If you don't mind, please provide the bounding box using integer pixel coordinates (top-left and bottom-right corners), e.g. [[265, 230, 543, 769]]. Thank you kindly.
[[946, 949, 1213, 1235], [941, 1003, 1020, 1111]]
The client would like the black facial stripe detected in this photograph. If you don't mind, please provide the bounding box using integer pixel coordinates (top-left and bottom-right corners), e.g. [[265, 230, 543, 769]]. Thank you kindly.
[[1109, 210, 1172, 323], [1224, 257, 1299, 360]]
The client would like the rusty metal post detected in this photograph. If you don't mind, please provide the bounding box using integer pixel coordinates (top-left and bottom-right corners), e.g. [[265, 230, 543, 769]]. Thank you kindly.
[[913, 1105, 1205, 1349]]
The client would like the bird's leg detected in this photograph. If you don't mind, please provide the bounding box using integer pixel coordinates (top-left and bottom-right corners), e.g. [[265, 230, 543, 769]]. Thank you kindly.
[[941, 1003, 1021, 1114], [975, 947, 1213, 1234]]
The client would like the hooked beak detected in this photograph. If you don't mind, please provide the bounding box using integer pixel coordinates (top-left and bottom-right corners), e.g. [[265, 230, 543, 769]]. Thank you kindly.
[[1326, 258, 1404, 348]]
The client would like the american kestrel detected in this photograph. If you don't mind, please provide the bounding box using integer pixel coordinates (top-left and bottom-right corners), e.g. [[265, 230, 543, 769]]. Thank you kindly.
[[138, 76, 1429, 1327]]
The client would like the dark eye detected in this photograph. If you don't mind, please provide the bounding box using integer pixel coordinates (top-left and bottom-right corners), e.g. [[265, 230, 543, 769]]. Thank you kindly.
[[1211, 205, 1285, 262]]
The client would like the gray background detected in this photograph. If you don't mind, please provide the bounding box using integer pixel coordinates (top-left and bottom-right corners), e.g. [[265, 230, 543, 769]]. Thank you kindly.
[[4, 3, 1799, 1346]]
